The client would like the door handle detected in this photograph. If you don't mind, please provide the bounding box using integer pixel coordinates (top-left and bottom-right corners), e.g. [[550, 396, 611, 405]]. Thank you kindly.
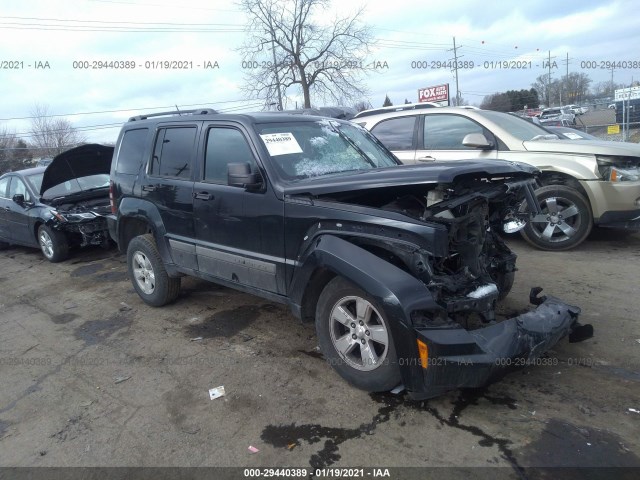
[[193, 192, 214, 200], [417, 156, 435, 162], [142, 185, 157, 192]]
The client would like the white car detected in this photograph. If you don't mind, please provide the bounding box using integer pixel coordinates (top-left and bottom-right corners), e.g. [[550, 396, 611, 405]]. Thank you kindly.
[[540, 107, 576, 124], [354, 106, 640, 251]]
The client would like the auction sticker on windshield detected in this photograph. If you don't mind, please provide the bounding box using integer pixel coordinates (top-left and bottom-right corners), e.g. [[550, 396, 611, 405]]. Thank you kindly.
[[260, 133, 303, 156]]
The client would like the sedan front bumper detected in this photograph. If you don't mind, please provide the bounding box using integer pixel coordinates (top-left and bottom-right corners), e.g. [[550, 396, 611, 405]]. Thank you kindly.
[[402, 289, 590, 400]]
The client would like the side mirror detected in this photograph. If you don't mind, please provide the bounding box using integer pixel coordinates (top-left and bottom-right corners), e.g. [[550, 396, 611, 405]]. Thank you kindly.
[[12, 194, 25, 206], [462, 133, 494, 150], [228, 163, 262, 189]]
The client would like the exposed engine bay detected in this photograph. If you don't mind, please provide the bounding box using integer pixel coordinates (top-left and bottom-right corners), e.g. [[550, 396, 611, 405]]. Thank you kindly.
[[316, 174, 541, 330]]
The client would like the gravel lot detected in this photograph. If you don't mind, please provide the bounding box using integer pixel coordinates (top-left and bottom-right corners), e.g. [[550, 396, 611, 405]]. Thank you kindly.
[[1, 228, 639, 478]]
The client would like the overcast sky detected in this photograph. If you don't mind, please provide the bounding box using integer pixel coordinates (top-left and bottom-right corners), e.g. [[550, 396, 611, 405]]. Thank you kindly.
[[1, 0, 639, 145]]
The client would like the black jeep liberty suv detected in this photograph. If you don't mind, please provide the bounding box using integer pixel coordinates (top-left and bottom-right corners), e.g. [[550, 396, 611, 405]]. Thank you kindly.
[[107, 109, 591, 399]]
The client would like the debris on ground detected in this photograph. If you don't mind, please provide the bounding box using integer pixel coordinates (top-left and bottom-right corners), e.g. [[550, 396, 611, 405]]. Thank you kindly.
[[79, 400, 93, 408], [114, 375, 131, 384], [119, 302, 132, 312], [209, 386, 225, 400], [628, 408, 640, 414], [190, 337, 203, 342], [248, 445, 259, 453], [287, 443, 296, 451], [390, 384, 405, 394]]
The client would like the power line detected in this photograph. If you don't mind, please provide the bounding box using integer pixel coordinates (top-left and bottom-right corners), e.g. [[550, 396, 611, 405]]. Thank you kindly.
[[0, 99, 257, 122]]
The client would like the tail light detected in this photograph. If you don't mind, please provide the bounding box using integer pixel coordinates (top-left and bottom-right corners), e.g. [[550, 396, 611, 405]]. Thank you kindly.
[[109, 180, 116, 214]]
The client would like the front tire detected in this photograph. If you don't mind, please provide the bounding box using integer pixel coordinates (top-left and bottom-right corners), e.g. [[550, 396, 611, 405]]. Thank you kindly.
[[38, 225, 69, 262], [521, 185, 592, 251], [315, 277, 401, 392], [127, 234, 181, 307]]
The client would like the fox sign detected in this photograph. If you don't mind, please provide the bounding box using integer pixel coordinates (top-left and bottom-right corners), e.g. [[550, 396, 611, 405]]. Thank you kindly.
[[418, 84, 449, 104]]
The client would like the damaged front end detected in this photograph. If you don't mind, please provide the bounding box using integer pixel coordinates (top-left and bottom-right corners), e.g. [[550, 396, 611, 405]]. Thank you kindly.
[[47, 203, 111, 247], [297, 168, 592, 399], [388, 176, 593, 399]]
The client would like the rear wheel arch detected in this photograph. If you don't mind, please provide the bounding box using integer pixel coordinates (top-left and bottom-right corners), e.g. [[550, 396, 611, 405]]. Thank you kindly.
[[119, 216, 153, 253]]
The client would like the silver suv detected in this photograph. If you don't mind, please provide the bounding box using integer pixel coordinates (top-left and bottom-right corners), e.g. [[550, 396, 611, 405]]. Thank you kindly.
[[354, 106, 640, 251]]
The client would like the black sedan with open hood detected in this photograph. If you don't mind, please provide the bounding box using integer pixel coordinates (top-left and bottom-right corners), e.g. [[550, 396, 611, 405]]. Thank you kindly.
[[0, 144, 113, 262]]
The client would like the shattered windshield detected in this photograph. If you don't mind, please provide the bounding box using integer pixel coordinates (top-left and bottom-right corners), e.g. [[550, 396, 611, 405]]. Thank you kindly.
[[255, 119, 398, 180], [28, 173, 110, 199]]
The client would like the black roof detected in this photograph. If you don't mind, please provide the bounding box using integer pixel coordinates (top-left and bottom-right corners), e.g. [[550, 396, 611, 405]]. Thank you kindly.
[[123, 111, 348, 129]]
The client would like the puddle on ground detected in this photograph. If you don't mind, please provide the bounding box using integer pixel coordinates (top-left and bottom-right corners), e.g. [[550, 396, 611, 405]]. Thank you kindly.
[[51, 313, 78, 324], [515, 417, 640, 469], [261, 394, 404, 469], [74, 312, 133, 345], [70, 263, 104, 277], [184, 305, 259, 338]]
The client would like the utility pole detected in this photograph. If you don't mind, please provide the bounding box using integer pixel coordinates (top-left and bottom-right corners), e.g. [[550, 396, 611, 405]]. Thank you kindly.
[[449, 37, 462, 106], [267, 12, 283, 111], [610, 66, 615, 96], [561, 52, 570, 104], [547, 50, 552, 106]]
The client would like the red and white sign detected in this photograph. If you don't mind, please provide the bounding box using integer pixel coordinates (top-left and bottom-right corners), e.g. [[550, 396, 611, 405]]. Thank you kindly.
[[418, 84, 449, 104]]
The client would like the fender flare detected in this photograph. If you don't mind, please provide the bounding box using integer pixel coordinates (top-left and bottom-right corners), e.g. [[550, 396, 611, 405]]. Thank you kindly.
[[289, 234, 442, 391], [116, 197, 174, 267]]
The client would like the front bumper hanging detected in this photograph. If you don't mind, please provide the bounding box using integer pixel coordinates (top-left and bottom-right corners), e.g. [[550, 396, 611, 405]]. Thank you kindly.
[[404, 288, 592, 400]]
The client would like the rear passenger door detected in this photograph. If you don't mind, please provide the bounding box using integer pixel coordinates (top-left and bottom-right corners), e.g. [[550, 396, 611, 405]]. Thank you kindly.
[[419, 114, 498, 162], [143, 124, 198, 251], [369, 116, 418, 163]]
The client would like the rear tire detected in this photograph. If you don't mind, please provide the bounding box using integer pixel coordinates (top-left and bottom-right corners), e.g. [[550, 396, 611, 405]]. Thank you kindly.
[[0, 240, 10, 250], [315, 277, 401, 392], [38, 225, 69, 262], [127, 234, 181, 307], [521, 185, 592, 251]]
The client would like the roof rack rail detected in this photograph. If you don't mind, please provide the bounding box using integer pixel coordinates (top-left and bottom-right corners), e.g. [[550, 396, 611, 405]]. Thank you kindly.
[[353, 102, 440, 119], [128, 108, 218, 121]]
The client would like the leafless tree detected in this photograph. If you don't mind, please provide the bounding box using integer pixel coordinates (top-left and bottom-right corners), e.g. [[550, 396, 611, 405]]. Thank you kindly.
[[0, 127, 32, 174], [238, 0, 373, 109], [353, 100, 372, 112], [29, 104, 86, 157]]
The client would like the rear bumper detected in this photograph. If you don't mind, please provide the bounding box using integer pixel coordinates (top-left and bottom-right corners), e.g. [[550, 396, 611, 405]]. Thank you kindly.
[[400, 290, 588, 400]]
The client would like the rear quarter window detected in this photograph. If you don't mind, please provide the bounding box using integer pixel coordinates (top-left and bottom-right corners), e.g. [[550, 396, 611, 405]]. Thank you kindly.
[[116, 128, 149, 175]]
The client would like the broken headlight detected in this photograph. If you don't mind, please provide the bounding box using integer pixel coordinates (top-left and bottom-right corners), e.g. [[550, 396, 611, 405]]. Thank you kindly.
[[51, 210, 97, 222], [596, 155, 640, 182]]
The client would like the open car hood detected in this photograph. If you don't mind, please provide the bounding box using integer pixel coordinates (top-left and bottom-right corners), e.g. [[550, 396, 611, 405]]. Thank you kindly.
[[40, 144, 114, 196]]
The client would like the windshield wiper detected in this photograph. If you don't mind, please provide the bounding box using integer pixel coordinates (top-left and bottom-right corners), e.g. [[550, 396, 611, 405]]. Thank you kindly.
[[328, 125, 377, 168]]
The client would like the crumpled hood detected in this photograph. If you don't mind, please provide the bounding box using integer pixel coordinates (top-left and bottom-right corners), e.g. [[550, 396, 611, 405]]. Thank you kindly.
[[523, 138, 640, 156], [40, 144, 114, 195], [283, 159, 538, 196]]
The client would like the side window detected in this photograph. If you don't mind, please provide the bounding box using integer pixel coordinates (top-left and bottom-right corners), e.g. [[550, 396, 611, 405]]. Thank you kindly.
[[370, 116, 416, 150], [0, 177, 9, 198], [204, 128, 256, 184], [149, 127, 196, 179], [8, 177, 31, 202], [116, 128, 148, 174], [423, 115, 489, 150]]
